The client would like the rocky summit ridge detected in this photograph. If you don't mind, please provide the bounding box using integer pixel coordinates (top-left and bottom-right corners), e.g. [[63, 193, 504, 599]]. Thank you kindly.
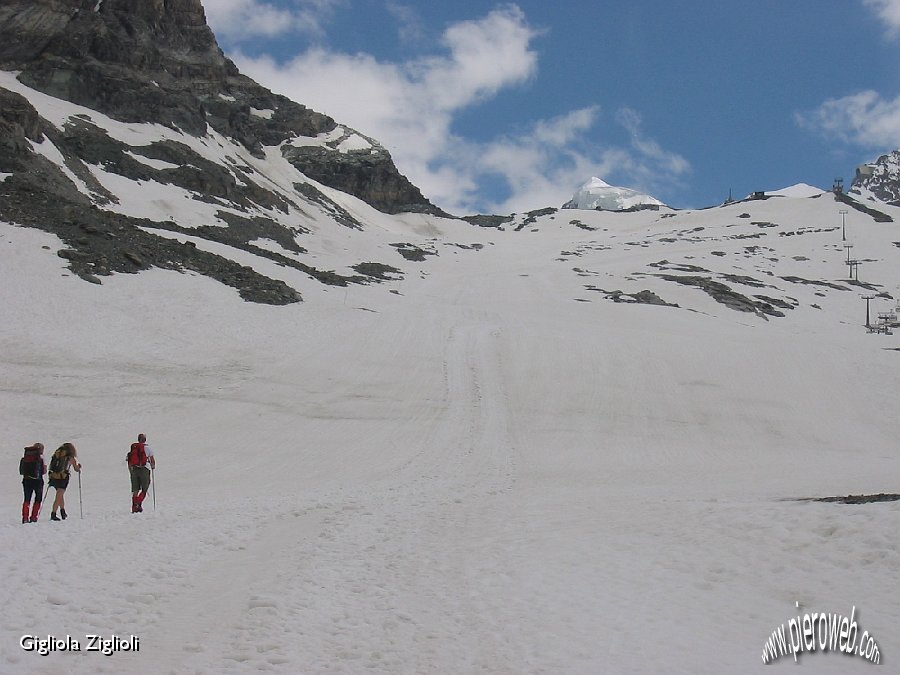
[[0, 0, 443, 303], [852, 150, 900, 206], [0, 0, 439, 216]]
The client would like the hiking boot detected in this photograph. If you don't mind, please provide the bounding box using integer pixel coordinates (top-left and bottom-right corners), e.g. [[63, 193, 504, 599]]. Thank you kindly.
[[50, 512, 60, 521], [22, 516, 28, 524], [60, 509, 67, 520], [30, 516, 38, 523]]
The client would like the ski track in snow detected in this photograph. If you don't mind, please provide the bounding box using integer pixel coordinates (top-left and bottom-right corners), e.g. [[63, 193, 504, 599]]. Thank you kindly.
[[155, 322, 524, 674]]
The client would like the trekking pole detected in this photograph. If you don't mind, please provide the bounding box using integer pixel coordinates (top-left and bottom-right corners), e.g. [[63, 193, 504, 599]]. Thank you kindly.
[[151, 468, 156, 511], [78, 471, 83, 519]]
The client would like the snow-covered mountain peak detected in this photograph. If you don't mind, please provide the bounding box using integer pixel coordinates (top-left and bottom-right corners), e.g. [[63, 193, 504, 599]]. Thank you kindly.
[[582, 176, 613, 189], [562, 176, 665, 211], [766, 183, 826, 198]]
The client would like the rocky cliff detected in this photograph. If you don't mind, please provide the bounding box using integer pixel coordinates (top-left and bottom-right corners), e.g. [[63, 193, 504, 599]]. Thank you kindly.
[[852, 150, 900, 206], [0, 0, 445, 303]]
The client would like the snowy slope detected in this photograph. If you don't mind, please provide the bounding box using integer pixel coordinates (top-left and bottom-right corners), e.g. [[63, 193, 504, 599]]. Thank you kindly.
[[0, 68, 449, 305], [3, 184, 900, 673]]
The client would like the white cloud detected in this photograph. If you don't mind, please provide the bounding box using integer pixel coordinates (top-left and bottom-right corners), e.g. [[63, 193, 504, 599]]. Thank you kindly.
[[473, 108, 607, 212], [615, 108, 692, 183], [385, 2, 426, 45], [533, 107, 599, 146], [797, 90, 900, 148], [465, 107, 690, 214], [420, 6, 540, 109], [203, 0, 343, 40], [863, 0, 900, 35], [229, 5, 689, 214], [797, 2, 900, 153]]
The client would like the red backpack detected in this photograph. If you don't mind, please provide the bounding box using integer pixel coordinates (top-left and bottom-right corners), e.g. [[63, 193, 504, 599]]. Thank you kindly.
[[127, 442, 148, 467]]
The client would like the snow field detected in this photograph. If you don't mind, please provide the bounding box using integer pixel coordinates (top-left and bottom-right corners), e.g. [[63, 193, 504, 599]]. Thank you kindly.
[[2, 189, 900, 673]]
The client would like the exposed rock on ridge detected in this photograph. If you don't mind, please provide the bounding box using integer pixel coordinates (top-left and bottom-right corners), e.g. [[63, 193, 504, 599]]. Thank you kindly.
[[0, 0, 440, 215], [852, 150, 900, 206]]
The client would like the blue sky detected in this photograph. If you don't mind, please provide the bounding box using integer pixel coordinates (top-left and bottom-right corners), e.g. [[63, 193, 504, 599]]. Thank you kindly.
[[203, 0, 900, 215]]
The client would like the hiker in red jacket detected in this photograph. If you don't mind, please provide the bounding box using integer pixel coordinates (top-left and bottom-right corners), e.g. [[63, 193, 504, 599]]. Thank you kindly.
[[127, 433, 156, 513], [19, 443, 46, 523]]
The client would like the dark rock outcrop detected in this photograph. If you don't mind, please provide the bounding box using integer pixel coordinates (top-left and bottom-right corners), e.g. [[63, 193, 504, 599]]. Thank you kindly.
[[283, 143, 443, 216], [0, 0, 337, 148], [655, 274, 786, 317], [0, 88, 44, 157], [837, 186, 894, 222], [810, 493, 900, 505]]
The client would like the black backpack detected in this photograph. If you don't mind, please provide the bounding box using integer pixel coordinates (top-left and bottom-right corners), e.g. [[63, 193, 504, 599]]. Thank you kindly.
[[19, 450, 42, 480]]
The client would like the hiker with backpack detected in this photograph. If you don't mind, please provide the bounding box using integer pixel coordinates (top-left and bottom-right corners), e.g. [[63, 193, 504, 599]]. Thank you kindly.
[[19, 442, 46, 523], [127, 433, 155, 513], [47, 442, 81, 521]]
